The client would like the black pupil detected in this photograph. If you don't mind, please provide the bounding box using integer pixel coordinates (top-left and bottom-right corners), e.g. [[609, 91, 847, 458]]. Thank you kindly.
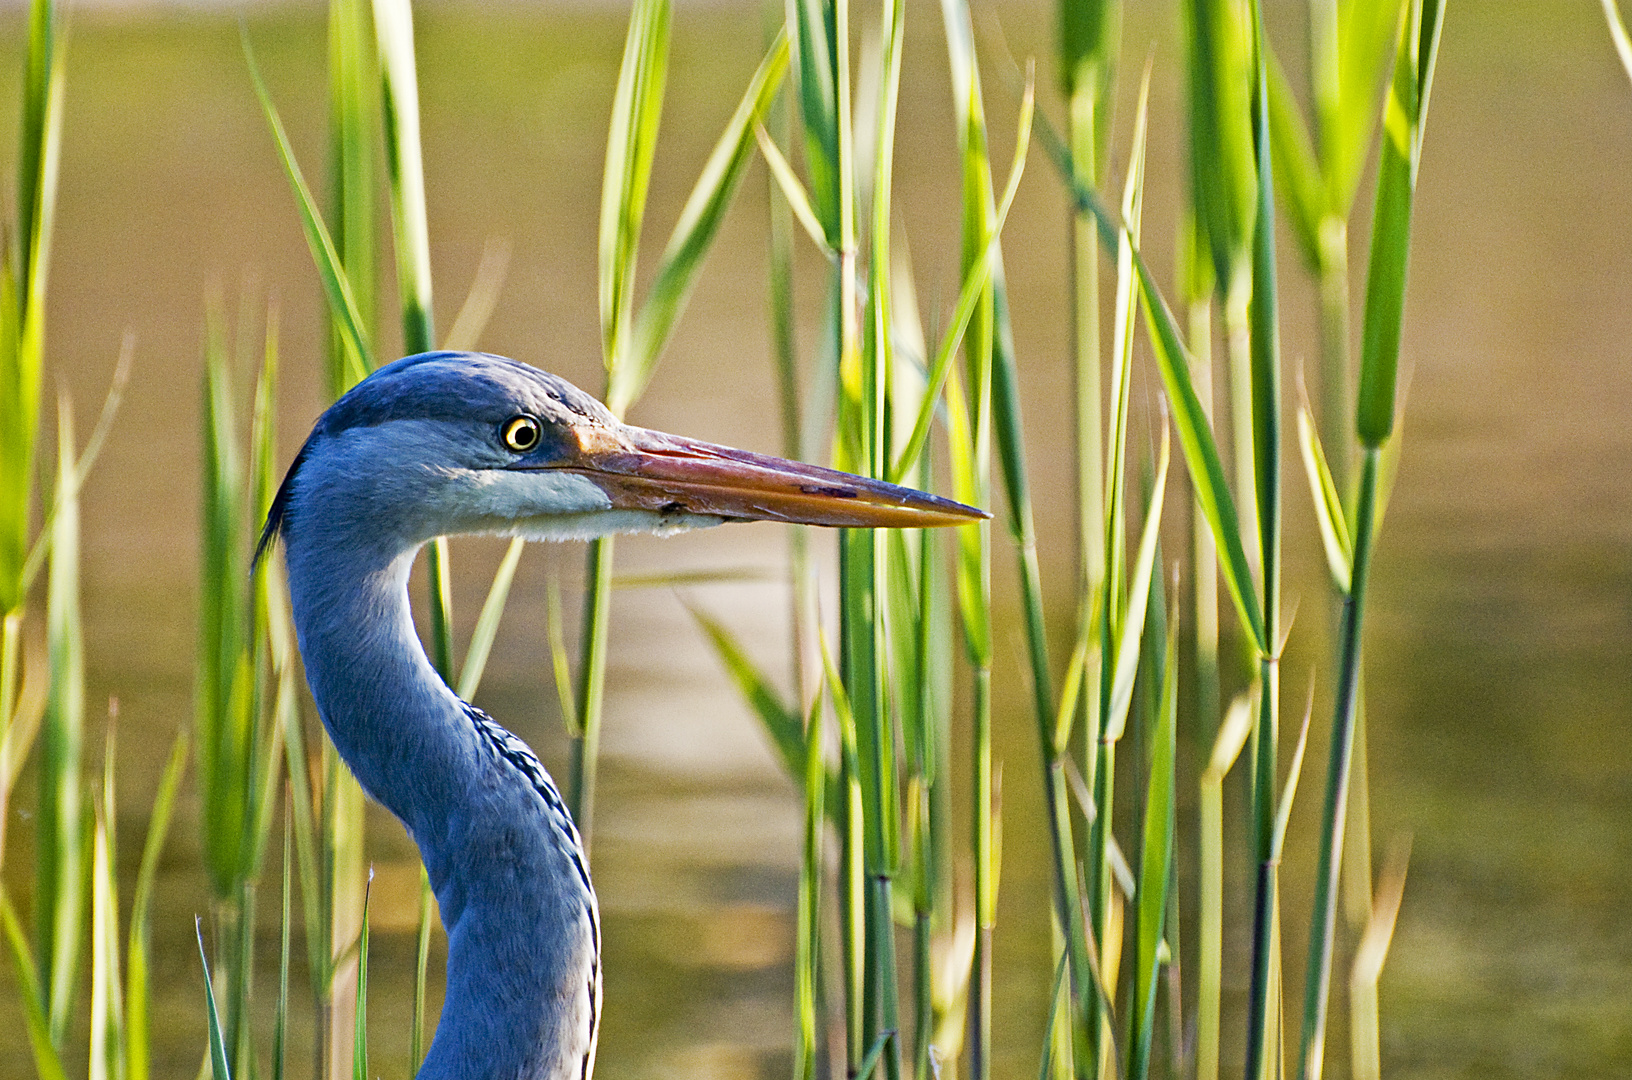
[[507, 418, 538, 450]]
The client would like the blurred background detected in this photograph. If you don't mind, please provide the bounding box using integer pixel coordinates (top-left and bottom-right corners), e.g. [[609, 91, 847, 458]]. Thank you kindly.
[[0, 0, 1629, 1077]]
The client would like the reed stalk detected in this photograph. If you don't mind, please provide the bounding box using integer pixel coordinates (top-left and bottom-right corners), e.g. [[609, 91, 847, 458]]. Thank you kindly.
[[1297, 4, 1443, 1077]]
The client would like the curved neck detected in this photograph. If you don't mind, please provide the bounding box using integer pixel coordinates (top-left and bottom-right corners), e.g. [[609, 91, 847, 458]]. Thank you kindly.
[[285, 531, 475, 851], [283, 527, 598, 1080]]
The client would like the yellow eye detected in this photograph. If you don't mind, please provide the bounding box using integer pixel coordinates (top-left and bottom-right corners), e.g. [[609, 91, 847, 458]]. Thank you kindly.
[[501, 415, 542, 453]]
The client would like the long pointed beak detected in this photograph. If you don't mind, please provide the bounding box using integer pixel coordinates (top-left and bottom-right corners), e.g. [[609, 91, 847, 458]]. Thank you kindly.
[[522, 423, 985, 528]]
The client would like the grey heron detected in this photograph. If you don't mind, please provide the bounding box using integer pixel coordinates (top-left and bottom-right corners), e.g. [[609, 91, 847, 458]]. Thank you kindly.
[[257, 351, 982, 1080]]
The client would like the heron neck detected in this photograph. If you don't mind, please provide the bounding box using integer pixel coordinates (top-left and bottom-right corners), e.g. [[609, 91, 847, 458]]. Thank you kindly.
[[284, 531, 476, 845]]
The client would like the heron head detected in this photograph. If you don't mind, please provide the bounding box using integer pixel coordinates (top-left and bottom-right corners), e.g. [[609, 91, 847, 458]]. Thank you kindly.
[[259, 351, 983, 562]]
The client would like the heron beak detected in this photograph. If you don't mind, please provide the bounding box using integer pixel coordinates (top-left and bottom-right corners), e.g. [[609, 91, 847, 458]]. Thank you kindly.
[[528, 422, 986, 529]]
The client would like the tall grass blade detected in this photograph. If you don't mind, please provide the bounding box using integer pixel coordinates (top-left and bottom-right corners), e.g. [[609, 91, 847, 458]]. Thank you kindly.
[[1349, 836, 1410, 1080], [274, 804, 292, 1080], [327, 0, 375, 396], [794, 690, 824, 1080], [1128, 611, 1177, 1080], [1608, 0, 1632, 83], [90, 782, 123, 1080], [890, 78, 1032, 486], [197, 920, 231, 1080], [353, 871, 373, 1080], [1296, 405, 1352, 592], [1264, 53, 1325, 267], [599, 0, 670, 373], [613, 33, 790, 415], [1197, 693, 1252, 1080], [1300, 6, 1442, 1076], [411, 866, 433, 1074], [455, 537, 525, 700], [787, 0, 840, 241], [442, 238, 511, 352], [3, 889, 69, 1080], [753, 122, 830, 254], [374, 0, 435, 355], [1105, 429, 1169, 743], [39, 395, 85, 1046], [244, 30, 374, 374], [690, 606, 804, 780], [1355, 0, 1442, 449], [126, 731, 187, 1080]]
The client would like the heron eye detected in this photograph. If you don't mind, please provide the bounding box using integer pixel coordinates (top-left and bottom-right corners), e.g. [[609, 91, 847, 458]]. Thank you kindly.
[[501, 415, 542, 453]]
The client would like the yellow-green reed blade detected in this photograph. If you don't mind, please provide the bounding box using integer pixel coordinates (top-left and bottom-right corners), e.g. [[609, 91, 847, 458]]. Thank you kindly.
[[1296, 405, 1353, 592], [126, 732, 187, 1080], [1128, 606, 1178, 1080], [3, 887, 68, 1080], [455, 538, 525, 701], [40, 396, 85, 1046], [327, 0, 375, 396], [196, 918, 232, 1080], [244, 30, 374, 375], [374, 0, 434, 355], [598, 0, 670, 373], [614, 33, 789, 415]]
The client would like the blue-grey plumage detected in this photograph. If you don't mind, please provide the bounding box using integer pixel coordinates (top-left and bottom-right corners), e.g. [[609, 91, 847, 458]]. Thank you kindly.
[[261, 352, 984, 1080]]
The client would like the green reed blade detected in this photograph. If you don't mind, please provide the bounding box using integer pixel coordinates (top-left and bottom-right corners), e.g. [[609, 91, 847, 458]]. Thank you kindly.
[[374, 0, 435, 355], [1355, 0, 1442, 448], [540, 574, 580, 740], [89, 798, 121, 1080], [569, 535, 613, 840], [1030, 90, 1268, 652], [1301, 11, 1440, 1060], [1349, 836, 1410, 1080], [442, 238, 511, 352], [690, 605, 804, 780], [795, 691, 823, 1080], [1296, 446, 1380, 1080], [40, 395, 85, 1045], [328, 0, 375, 396], [196, 919, 231, 1080], [1197, 692, 1252, 1080], [1296, 405, 1352, 592], [754, 121, 830, 255], [1274, 689, 1315, 858], [126, 731, 187, 1080], [1328, 0, 1405, 214], [273, 804, 291, 1080], [599, 0, 670, 371], [0, 266, 32, 615], [16, 0, 55, 301], [1608, 0, 1632, 83], [1183, 0, 1257, 293], [1264, 50, 1325, 267], [455, 537, 525, 700], [1105, 430, 1168, 744], [1128, 609, 1177, 1080], [199, 323, 249, 899], [613, 34, 789, 414], [3, 888, 67, 1080], [787, 0, 840, 240], [890, 76, 1032, 487], [1133, 256, 1265, 654], [244, 30, 374, 375], [1057, 0, 1118, 166], [411, 865, 433, 1073], [819, 630, 865, 1069], [18, 338, 131, 601], [353, 871, 372, 1080]]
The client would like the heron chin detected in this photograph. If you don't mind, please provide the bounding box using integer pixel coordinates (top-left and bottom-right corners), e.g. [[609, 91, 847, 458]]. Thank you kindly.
[[258, 351, 983, 1080]]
